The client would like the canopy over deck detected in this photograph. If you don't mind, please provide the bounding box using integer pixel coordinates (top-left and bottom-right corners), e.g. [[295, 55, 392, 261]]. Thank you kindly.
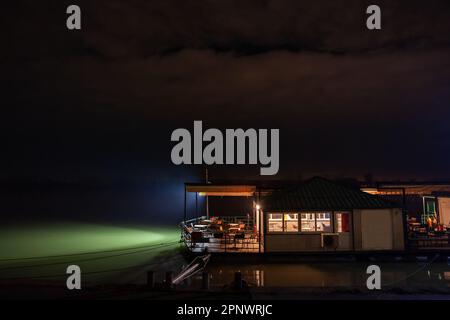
[[185, 183, 256, 197]]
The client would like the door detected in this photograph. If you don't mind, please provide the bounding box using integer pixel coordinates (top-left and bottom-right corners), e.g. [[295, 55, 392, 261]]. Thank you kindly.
[[361, 209, 393, 250]]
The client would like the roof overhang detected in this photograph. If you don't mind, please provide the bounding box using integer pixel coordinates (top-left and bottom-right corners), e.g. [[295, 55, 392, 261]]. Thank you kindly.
[[185, 184, 256, 197]]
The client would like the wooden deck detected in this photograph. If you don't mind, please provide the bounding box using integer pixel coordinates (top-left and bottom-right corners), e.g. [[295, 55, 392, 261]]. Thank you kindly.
[[409, 236, 450, 249], [181, 216, 262, 253]]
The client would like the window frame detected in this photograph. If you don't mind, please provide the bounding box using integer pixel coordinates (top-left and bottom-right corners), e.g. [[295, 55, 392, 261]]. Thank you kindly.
[[266, 211, 338, 234], [315, 212, 333, 233], [267, 213, 284, 233], [283, 213, 299, 232]]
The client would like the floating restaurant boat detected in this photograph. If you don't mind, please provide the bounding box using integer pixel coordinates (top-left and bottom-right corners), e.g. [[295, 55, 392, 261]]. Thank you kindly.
[[180, 177, 415, 255]]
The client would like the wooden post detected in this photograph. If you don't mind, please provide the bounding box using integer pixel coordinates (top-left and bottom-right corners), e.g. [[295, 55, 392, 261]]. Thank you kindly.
[[165, 271, 173, 288], [202, 271, 210, 290], [146, 270, 155, 289], [234, 271, 242, 289]]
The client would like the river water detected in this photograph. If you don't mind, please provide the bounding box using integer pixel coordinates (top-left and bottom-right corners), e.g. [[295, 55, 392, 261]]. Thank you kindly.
[[192, 260, 450, 291]]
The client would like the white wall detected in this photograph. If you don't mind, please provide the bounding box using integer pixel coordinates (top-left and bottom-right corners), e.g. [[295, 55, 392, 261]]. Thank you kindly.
[[360, 209, 393, 250], [265, 234, 322, 252], [358, 208, 404, 251], [264, 209, 404, 252], [438, 197, 450, 227]]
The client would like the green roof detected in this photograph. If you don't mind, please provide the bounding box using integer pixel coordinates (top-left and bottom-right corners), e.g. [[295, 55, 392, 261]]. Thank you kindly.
[[264, 177, 398, 212]]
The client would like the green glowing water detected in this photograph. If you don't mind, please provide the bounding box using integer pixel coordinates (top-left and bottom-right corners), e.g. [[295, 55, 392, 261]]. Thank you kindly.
[[0, 223, 179, 259], [0, 223, 184, 284]]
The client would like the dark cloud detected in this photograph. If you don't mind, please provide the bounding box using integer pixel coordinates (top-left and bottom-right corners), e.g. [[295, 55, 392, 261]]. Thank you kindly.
[[3, 1, 450, 181], [6, 0, 450, 60]]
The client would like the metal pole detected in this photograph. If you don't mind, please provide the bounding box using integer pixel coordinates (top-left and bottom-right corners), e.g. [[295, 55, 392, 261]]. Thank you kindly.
[[184, 185, 187, 223], [182, 185, 187, 243], [258, 209, 261, 253], [146, 270, 155, 289], [196, 192, 198, 217], [206, 168, 209, 218], [258, 188, 262, 253], [402, 187, 409, 250]]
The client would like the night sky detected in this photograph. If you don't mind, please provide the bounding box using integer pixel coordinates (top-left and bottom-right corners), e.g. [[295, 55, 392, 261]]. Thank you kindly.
[[3, 0, 450, 187]]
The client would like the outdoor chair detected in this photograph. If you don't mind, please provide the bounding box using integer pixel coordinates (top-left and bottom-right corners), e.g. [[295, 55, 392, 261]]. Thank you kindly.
[[234, 232, 246, 249]]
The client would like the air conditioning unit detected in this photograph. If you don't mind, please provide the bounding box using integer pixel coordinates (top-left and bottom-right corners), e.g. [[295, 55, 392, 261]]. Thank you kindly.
[[321, 233, 339, 250]]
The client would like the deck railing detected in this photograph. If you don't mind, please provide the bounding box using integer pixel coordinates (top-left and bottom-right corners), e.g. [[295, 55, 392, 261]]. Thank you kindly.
[[181, 216, 260, 253]]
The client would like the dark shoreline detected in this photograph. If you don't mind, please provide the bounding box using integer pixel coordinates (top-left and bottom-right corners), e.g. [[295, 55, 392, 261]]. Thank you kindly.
[[1, 283, 450, 300], [185, 249, 450, 263]]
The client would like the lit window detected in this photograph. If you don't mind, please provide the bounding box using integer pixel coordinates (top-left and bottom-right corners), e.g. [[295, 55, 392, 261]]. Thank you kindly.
[[422, 198, 437, 224], [268, 213, 283, 232], [300, 212, 333, 232], [336, 212, 350, 233], [316, 212, 332, 232], [284, 214, 298, 232], [268, 213, 334, 233], [301, 213, 316, 232]]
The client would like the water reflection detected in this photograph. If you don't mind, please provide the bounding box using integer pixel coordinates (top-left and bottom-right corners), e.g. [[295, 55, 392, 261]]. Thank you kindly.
[[195, 262, 450, 289]]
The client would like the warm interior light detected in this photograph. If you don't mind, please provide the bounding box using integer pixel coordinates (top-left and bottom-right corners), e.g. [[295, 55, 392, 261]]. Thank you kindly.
[[256, 204, 261, 210]]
